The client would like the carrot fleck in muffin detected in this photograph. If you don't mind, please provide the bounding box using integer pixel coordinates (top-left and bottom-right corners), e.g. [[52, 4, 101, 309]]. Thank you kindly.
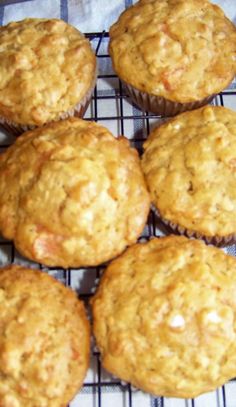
[[109, 0, 236, 116], [92, 236, 236, 398], [0, 18, 96, 135]]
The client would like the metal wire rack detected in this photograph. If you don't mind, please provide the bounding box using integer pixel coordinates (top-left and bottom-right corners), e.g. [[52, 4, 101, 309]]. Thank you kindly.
[[0, 31, 236, 407]]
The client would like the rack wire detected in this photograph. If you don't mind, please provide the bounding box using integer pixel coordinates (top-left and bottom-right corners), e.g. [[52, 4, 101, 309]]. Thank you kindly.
[[0, 31, 236, 407]]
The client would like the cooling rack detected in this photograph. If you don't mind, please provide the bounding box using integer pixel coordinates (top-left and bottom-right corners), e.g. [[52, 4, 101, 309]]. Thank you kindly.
[[0, 31, 236, 407]]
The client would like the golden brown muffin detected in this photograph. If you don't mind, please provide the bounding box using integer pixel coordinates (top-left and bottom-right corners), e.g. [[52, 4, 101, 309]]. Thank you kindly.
[[0, 118, 150, 267], [142, 106, 236, 244], [91, 235, 236, 398], [0, 18, 96, 134], [0, 264, 90, 407], [109, 0, 236, 116]]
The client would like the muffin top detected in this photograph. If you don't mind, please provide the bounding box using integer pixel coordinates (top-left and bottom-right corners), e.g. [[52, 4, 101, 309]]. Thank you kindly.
[[91, 236, 236, 398], [142, 106, 236, 239], [109, 0, 236, 103], [0, 265, 90, 407], [0, 118, 150, 267], [0, 18, 96, 126]]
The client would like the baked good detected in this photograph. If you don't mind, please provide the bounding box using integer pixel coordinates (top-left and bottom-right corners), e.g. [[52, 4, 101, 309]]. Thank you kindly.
[[109, 0, 236, 116], [0, 18, 96, 135], [0, 264, 90, 407], [0, 117, 150, 267], [142, 106, 236, 244], [91, 235, 236, 398]]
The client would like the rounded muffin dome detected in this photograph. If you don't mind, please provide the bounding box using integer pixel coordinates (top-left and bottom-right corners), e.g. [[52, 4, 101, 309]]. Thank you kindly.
[[92, 236, 236, 398], [0, 117, 150, 267], [142, 106, 236, 243], [0, 18, 96, 128], [109, 0, 236, 103], [0, 265, 90, 407]]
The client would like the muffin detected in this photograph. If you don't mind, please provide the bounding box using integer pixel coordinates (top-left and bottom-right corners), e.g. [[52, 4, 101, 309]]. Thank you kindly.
[[0, 18, 96, 135], [0, 264, 90, 407], [109, 0, 236, 116], [0, 118, 150, 267], [91, 235, 236, 398], [142, 106, 236, 244]]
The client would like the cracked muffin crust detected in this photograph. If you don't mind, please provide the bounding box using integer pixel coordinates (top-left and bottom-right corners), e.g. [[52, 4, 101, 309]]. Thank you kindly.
[[0, 265, 90, 407], [142, 106, 236, 243], [109, 0, 236, 115], [0, 117, 150, 267], [91, 235, 236, 398], [0, 18, 96, 132]]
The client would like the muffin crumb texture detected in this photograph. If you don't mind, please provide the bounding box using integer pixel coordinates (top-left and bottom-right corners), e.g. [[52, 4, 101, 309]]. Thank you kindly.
[[0, 18, 96, 126], [142, 106, 236, 239], [92, 236, 236, 398], [0, 265, 90, 407], [109, 0, 236, 102], [0, 118, 150, 267]]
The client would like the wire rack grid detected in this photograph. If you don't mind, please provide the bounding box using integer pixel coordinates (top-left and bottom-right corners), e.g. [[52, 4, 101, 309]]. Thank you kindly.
[[0, 31, 236, 407]]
